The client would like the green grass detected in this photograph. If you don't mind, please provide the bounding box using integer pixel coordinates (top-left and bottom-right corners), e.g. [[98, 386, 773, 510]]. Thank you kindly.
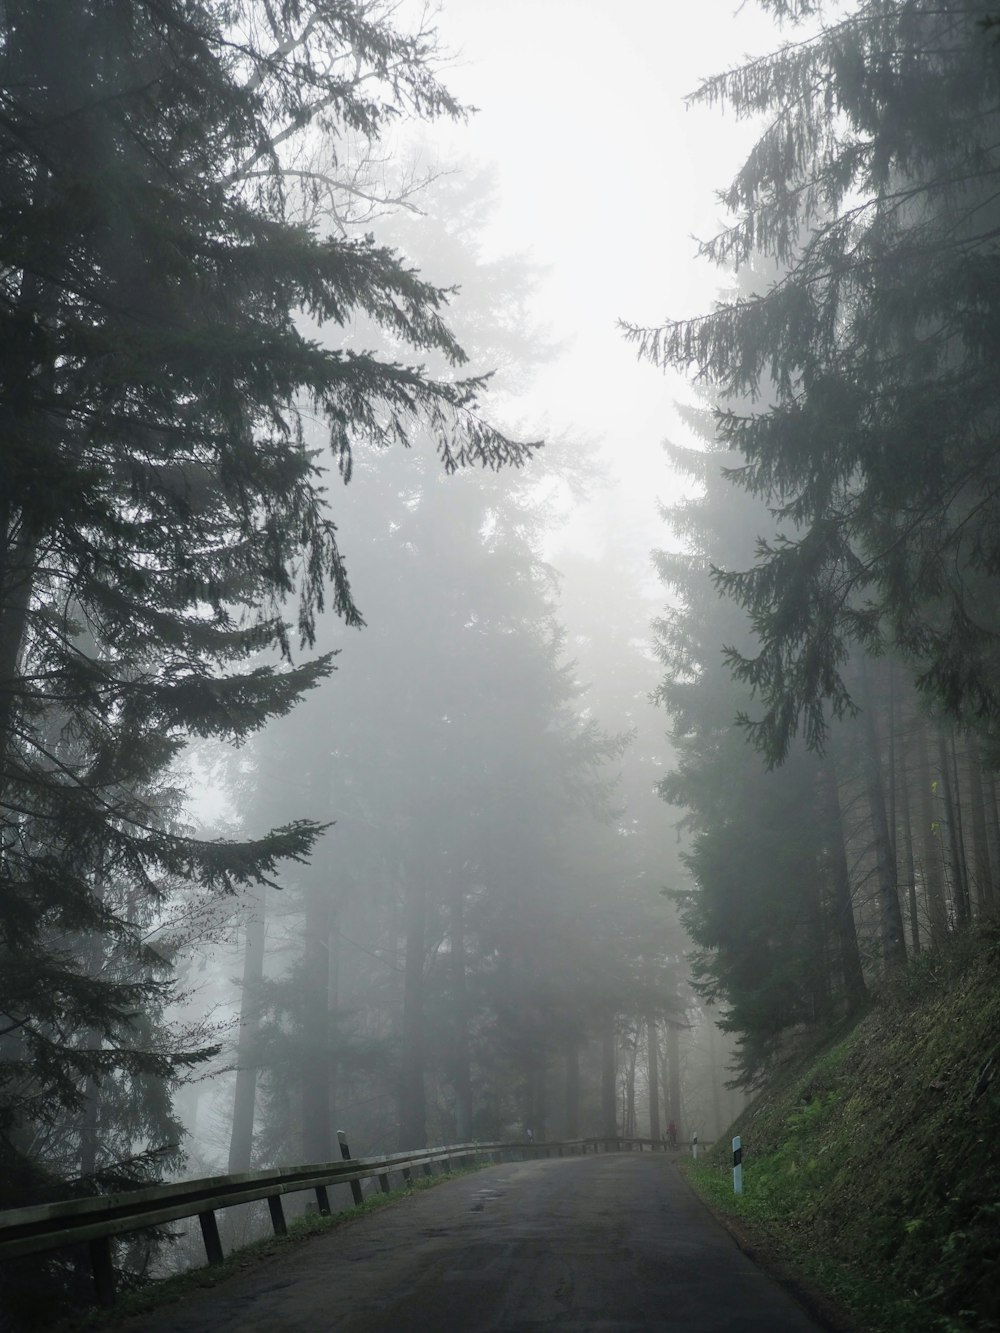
[[686, 1155, 928, 1332], [52, 1164, 486, 1331], [684, 927, 1000, 1333]]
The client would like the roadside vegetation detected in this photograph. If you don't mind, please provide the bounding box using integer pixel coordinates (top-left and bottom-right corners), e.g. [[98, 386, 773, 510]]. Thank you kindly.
[[686, 927, 1000, 1333], [50, 1167, 480, 1333]]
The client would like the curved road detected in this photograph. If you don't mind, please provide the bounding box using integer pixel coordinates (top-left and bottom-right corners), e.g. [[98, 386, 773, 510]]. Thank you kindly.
[[137, 1155, 828, 1332]]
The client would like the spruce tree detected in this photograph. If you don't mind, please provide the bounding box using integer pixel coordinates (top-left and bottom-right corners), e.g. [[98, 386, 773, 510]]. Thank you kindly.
[[0, 0, 533, 1228], [624, 0, 1000, 758], [654, 407, 858, 1081]]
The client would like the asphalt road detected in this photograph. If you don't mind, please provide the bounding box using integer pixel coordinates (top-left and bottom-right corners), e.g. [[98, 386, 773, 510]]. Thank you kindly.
[[135, 1155, 828, 1332]]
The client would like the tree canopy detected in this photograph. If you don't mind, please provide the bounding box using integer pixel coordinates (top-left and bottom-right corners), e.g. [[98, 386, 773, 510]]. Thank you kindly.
[[0, 0, 533, 1230], [625, 0, 1000, 761], [641, 0, 1000, 1088]]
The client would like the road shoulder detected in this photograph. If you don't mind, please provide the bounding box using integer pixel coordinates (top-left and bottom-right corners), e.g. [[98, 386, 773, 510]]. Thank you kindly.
[[673, 1158, 868, 1333]]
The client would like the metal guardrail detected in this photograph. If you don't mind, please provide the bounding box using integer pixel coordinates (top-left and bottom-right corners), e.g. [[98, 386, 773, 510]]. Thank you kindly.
[[0, 1133, 675, 1306]]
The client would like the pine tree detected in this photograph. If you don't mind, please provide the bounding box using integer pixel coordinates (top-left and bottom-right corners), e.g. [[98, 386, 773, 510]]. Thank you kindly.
[[211, 165, 656, 1160], [654, 402, 869, 1081], [624, 0, 1000, 758], [0, 0, 533, 1232], [228, 445, 630, 1155]]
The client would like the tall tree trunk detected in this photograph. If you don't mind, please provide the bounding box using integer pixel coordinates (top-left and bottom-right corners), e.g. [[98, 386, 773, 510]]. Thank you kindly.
[[0, 524, 37, 793], [897, 735, 921, 956], [665, 1020, 682, 1141], [228, 890, 267, 1173], [806, 865, 833, 1024], [563, 1038, 580, 1140], [985, 766, 1000, 914], [625, 1036, 638, 1138], [938, 731, 971, 927], [0, 177, 57, 793], [965, 736, 994, 915], [447, 879, 472, 1141], [645, 1015, 661, 1141], [600, 1017, 617, 1137], [886, 660, 898, 870], [822, 761, 868, 1010], [327, 901, 341, 1127], [858, 658, 907, 969], [78, 1075, 100, 1178], [400, 875, 428, 1148], [79, 866, 108, 1178], [302, 877, 332, 1161], [951, 735, 973, 920], [707, 1017, 723, 1141], [529, 1059, 548, 1142], [914, 719, 950, 946]]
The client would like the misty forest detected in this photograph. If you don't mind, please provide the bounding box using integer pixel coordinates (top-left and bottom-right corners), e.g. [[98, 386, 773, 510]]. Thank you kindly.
[[2, 1, 1000, 1328]]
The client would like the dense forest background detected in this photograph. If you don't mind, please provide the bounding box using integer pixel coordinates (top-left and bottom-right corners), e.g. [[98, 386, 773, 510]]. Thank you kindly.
[[3, 0, 1000, 1316]]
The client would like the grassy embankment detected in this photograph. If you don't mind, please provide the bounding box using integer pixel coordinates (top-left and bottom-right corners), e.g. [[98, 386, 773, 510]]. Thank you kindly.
[[686, 927, 1000, 1333]]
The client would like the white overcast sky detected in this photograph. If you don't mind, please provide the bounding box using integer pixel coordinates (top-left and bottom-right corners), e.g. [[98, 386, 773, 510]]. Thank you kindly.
[[414, 0, 779, 566]]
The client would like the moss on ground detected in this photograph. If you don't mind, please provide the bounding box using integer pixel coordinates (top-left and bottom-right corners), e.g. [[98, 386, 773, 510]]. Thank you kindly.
[[686, 926, 1000, 1333]]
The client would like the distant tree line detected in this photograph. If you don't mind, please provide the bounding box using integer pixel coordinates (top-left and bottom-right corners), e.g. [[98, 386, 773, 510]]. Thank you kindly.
[[209, 168, 690, 1179], [219, 448, 679, 1166], [637, 0, 1000, 1083]]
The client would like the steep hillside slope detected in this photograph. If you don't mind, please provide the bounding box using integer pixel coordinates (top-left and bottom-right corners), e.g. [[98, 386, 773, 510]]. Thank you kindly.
[[688, 928, 1000, 1333]]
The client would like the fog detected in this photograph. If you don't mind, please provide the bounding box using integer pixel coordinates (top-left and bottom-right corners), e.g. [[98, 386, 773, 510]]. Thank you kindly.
[[162, 1, 771, 1214], [19, 1, 1000, 1315]]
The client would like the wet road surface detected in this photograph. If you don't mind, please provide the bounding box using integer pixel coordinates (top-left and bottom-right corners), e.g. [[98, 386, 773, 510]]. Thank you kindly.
[[135, 1154, 827, 1331]]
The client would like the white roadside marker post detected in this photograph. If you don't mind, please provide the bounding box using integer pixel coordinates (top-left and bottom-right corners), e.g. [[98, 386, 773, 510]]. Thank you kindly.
[[732, 1135, 743, 1195], [691, 1132, 698, 1160]]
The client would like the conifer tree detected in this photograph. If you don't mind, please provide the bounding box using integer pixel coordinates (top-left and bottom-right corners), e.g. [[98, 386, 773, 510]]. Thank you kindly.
[[625, 0, 1000, 758], [654, 407, 863, 1080], [0, 0, 532, 1220]]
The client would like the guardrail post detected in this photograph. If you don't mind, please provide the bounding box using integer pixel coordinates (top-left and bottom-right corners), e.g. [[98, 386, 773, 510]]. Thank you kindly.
[[198, 1209, 225, 1265], [337, 1130, 364, 1206], [422, 1160, 434, 1177], [314, 1185, 331, 1215], [401, 1166, 412, 1186], [267, 1194, 287, 1236], [88, 1236, 115, 1307], [377, 1171, 391, 1194]]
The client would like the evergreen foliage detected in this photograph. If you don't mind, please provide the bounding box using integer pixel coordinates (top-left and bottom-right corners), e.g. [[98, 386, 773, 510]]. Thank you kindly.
[[0, 0, 532, 1244], [625, 0, 1000, 760], [643, 6, 1000, 1081], [228, 441, 635, 1157], [654, 404, 866, 1083], [210, 163, 690, 1159]]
